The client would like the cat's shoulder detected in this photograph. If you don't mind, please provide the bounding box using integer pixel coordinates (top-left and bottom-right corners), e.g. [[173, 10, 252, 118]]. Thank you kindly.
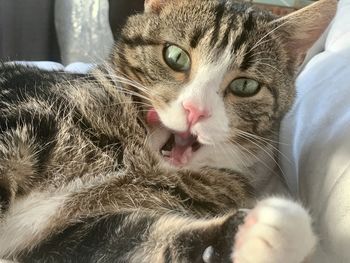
[[0, 63, 83, 87], [0, 63, 93, 105]]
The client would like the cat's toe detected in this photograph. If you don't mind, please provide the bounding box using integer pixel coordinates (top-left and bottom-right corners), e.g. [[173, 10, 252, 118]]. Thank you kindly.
[[232, 197, 317, 263]]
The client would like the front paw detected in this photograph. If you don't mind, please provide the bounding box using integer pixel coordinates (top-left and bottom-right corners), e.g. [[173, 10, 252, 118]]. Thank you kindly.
[[232, 198, 317, 263]]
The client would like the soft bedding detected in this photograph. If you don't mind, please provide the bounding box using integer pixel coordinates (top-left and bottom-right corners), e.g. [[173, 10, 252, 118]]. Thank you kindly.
[[280, 0, 350, 262]]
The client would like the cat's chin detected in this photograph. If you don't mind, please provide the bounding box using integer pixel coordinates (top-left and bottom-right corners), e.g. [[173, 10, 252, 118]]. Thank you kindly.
[[159, 131, 202, 167]]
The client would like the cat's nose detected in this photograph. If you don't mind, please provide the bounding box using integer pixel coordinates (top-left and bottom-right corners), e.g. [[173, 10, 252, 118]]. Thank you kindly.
[[182, 101, 209, 126]]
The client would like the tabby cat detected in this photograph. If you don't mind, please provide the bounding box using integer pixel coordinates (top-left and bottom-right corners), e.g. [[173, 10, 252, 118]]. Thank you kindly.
[[0, 0, 336, 262]]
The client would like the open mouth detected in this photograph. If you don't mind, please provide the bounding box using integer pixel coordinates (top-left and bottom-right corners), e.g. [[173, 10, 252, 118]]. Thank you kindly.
[[146, 107, 202, 167], [160, 132, 202, 166]]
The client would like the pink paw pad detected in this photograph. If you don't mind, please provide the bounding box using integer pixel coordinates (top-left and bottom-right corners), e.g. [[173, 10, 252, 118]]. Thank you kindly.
[[234, 212, 257, 250]]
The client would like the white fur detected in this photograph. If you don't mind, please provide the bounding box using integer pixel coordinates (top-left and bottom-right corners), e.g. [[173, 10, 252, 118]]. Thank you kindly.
[[153, 51, 245, 167], [187, 143, 254, 172], [233, 197, 317, 263], [157, 49, 233, 141], [0, 191, 68, 258]]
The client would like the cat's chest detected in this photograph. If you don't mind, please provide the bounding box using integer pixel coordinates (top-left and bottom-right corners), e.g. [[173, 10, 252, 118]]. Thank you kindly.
[[248, 162, 290, 197]]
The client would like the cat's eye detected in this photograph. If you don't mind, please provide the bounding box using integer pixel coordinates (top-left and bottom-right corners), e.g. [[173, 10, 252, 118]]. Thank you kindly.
[[163, 44, 191, 72], [228, 78, 261, 97]]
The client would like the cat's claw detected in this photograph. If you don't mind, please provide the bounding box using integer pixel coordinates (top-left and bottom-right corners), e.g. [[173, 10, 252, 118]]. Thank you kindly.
[[232, 198, 317, 263]]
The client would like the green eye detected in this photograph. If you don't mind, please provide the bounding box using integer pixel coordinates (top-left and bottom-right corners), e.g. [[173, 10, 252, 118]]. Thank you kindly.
[[228, 78, 261, 97], [164, 45, 191, 72]]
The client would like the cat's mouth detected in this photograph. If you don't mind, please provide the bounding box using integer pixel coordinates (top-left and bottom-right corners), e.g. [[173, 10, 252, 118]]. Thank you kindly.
[[146, 107, 202, 167], [160, 132, 201, 166]]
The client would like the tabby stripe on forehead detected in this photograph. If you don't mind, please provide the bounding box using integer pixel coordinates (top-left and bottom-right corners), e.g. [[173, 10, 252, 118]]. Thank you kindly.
[[217, 13, 236, 50], [120, 35, 161, 48], [239, 49, 254, 70], [210, 3, 226, 46], [118, 44, 157, 83], [117, 46, 142, 82], [190, 27, 207, 49], [232, 12, 254, 52]]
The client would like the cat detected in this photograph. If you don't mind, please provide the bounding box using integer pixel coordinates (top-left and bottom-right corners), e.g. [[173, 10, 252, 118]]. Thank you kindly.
[[0, 0, 336, 262]]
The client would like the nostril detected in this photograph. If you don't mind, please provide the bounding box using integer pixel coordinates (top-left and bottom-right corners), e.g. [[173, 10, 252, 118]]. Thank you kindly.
[[182, 101, 209, 126]]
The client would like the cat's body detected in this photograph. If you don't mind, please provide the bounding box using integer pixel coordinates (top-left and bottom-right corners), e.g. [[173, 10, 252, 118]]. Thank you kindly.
[[0, 0, 336, 262]]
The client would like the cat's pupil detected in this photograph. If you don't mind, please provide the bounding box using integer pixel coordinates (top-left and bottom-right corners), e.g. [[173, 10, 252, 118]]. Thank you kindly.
[[164, 44, 191, 72], [176, 53, 181, 62], [229, 78, 260, 97], [242, 80, 248, 91]]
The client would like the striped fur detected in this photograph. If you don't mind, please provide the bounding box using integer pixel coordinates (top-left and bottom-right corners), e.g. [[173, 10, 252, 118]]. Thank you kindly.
[[0, 0, 336, 262]]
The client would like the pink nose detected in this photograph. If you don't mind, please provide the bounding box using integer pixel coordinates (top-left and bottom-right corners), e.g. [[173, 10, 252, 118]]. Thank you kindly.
[[183, 101, 209, 126]]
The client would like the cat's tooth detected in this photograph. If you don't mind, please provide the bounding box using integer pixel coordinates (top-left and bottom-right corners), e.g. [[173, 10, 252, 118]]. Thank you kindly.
[[161, 150, 171, 157]]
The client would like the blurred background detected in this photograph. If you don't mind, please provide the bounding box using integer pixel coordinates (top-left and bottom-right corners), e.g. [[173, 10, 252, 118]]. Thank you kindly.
[[0, 0, 316, 65]]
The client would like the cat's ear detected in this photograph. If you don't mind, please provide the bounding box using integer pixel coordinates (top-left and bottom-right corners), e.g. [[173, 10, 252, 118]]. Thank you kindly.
[[144, 0, 168, 13], [271, 0, 337, 68], [144, 0, 183, 13]]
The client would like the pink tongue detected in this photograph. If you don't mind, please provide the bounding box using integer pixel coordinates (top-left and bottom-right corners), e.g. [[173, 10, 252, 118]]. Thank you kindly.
[[169, 135, 195, 166], [146, 108, 195, 166], [146, 108, 160, 125]]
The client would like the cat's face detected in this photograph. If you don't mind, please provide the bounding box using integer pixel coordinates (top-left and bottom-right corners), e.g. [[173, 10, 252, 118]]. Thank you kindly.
[[113, 0, 335, 172]]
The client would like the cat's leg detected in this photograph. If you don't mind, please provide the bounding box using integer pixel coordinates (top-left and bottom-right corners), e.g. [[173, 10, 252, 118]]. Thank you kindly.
[[0, 167, 253, 260], [18, 208, 247, 263], [233, 197, 317, 263], [0, 123, 54, 215], [0, 130, 35, 215], [5, 197, 315, 263]]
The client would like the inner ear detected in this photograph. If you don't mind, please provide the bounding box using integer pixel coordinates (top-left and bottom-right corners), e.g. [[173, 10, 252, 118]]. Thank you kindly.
[[270, 0, 337, 69]]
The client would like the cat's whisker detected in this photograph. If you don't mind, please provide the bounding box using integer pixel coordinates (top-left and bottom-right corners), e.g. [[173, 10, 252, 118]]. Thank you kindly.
[[227, 139, 283, 180], [216, 142, 251, 172], [114, 86, 153, 103], [209, 137, 247, 170], [51, 71, 155, 105], [91, 62, 156, 98], [233, 129, 284, 145], [105, 69, 150, 92], [100, 101, 153, 109], [236, 131, 289, 151], [242, 39, 274, 58], [247, 18, 292, 55], [257, 62, 283, 74], [104, 56, 155, 90], [236, 132, 292, 165], [112, 78, 156, 102], [234, 133, 287, 179]]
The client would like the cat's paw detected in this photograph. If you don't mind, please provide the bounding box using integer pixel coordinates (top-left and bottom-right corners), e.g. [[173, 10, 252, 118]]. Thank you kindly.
[[232, 197, 316, 263]]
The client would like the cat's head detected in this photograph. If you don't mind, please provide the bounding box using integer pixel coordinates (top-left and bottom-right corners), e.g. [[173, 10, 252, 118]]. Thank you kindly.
[[112, 0, 336, 172]]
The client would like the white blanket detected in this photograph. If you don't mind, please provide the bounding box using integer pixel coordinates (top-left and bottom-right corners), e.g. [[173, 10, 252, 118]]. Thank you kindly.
[[6, 61, 94, 74], [280, 0, 350, 262]]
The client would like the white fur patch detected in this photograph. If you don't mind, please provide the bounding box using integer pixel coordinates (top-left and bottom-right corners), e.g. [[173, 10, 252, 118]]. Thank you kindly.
[[157, 49, 233, 139], [152, 51, 246, 169], [233, 197, 317, 263], [0, 191, 68, 258]]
